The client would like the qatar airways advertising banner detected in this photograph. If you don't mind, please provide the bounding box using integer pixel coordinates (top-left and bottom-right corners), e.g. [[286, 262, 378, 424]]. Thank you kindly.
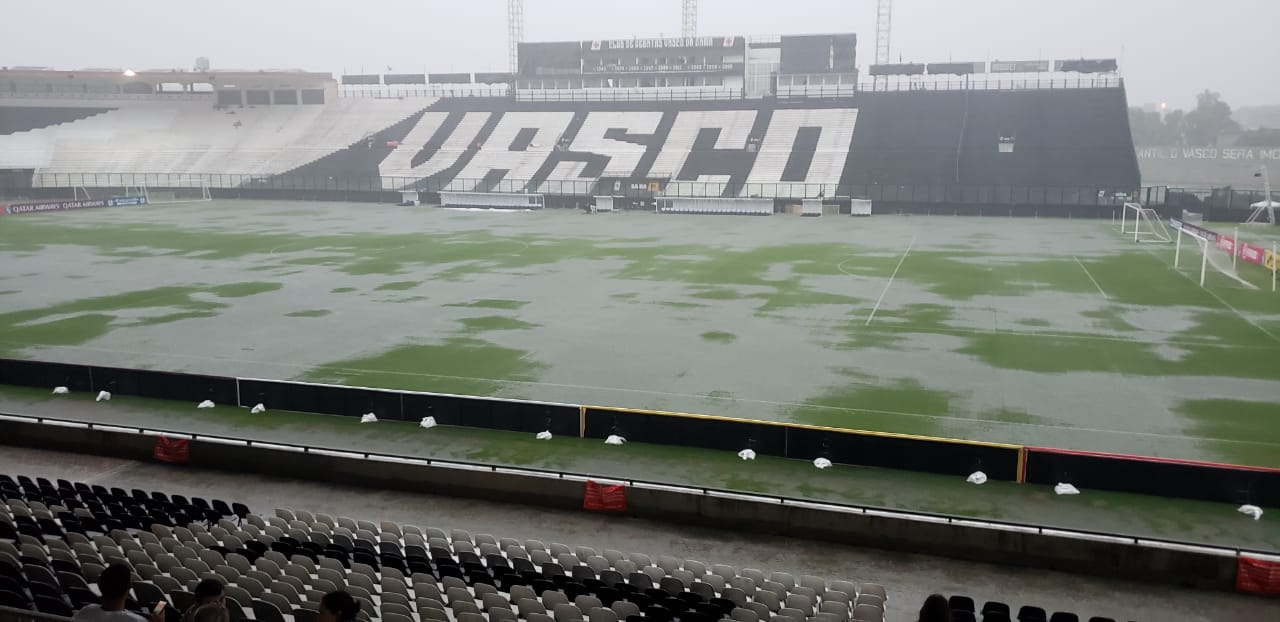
[[3, 198, 108, 215], [2, 195, 147, 215]]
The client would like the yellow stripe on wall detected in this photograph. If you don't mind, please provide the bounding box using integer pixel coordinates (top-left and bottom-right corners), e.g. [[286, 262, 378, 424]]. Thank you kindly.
[[584, 404, 1024, 451]]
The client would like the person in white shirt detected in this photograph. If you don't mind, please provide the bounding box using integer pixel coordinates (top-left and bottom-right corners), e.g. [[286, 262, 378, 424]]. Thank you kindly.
[[72, 564, 164, 622]]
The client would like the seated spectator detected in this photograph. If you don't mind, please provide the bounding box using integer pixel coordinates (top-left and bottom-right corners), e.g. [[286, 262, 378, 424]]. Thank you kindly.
[[74, 564, 164, 622], [917, 594, 952, 622], [319, 591, 361, 622], [183, 579, 228, 622]]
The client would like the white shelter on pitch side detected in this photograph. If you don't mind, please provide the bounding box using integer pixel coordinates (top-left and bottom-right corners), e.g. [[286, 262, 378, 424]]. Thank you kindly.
[[1245, 199, 1277, 225]]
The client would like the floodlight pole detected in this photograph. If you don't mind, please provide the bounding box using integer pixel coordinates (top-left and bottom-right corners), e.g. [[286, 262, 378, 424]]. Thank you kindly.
[[1273, 241, 1277, 292], [507, 0, 524, 74], [875, 0, 893, 65], [681, 0, 697, 38]]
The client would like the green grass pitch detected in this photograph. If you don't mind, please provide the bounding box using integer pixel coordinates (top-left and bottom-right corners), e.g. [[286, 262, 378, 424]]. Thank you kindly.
[[1, 200, 1278, 468]]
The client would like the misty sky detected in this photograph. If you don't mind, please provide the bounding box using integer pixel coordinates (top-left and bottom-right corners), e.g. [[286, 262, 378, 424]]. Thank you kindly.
[[6, 0, 1277, 109]]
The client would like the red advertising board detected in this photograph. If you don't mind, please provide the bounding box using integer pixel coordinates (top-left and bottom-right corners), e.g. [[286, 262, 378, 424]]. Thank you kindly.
[[1238, 243, 1268, 267], [153, 436, 190, 464], [1237, 555, 1280, 595], [583, 480, 627, 512]]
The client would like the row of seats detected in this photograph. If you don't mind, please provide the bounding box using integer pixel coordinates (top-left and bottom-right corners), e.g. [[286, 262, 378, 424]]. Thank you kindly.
[[650, 110, 758, 182], [946, 594, 1128, 622], [2, 474, 888, 622], [0, 98, 431, 179], [1, 474, 253, 619], [744, 109, 856, 197]]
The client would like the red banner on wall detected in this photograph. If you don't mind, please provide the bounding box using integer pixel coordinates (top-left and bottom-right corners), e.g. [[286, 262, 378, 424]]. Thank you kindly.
[[1237, 555, 1280, 595], [1238, 243, 1268, 267], [583, 480, 627, 512], [153, 436, 190, 464]]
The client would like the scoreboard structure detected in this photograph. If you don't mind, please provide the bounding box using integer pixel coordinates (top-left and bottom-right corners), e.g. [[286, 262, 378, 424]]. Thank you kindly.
[[516, 33, 856, 97], [518, 37, 747, 90]]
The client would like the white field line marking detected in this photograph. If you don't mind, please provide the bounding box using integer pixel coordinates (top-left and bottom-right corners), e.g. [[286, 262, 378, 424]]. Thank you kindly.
[[835, 257, 873, 279], [12, 341, 1280, 450], [1141, 247, 1280, 345], [865, 234, 917, 325], [1072, 255, 1108, 300]]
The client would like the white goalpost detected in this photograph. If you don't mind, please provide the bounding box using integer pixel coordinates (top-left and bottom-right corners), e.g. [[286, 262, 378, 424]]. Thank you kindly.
[[124, 184, 150, 203], [1174, 225, 1259, 289], [144, 181, 213, 204], [1120, 203, 1172, 243]]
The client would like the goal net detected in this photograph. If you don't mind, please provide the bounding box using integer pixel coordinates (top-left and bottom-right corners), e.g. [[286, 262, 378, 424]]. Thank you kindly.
[[142, 182, 213, 204], [1174, 225, 1259, 289], [1120, 203, 1172, 243]]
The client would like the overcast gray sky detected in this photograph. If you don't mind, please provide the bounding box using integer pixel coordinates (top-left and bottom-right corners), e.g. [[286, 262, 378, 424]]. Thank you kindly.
[[6, 0, 1277, 109]]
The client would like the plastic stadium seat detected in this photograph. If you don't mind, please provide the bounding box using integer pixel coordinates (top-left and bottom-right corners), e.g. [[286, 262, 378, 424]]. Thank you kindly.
[[1018, 605, 1048, 621], [35, 596, 75, 617], [253, 599, 287, 622], [983, 602, 1011, 615], [0, 588, 30, 609], [1049, 614, 1079, 622], [950, 596, 976, 612]]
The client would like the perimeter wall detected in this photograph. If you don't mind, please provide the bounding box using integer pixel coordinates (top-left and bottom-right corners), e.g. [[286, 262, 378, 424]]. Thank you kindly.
[[1, 358, 1275, 507]]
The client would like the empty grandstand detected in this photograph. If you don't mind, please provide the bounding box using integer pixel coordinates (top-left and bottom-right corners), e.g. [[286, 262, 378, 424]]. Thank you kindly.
[[5, 473, 894, 622], [0, 42, 1139, 214], [9, 9, 1275, 621]]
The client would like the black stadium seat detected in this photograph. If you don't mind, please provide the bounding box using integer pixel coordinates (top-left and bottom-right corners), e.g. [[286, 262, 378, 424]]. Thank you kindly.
[[1018, 605, 1048, 621], [0, 588, 30, 610], [34, 595, 75, 617], [0, 472, 916, 622], [984, 601, 1011, 615]]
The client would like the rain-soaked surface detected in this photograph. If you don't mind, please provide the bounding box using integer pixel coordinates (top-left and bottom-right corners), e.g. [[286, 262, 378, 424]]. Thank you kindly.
[[1, 200, 1278, 467]]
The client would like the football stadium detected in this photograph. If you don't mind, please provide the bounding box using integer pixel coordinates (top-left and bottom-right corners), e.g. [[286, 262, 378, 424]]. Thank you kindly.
[[1, 2, 1279, 622]]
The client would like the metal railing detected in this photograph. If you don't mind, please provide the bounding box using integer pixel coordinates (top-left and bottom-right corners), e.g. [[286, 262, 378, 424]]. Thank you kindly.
[[0, 91, 215, 101], [858, 75, 1123, 92], [0, 606, 72, 622], [5, 172, 1140, 207], [515, 88, 743, 102], [338, 85, 508, 99], [1155, 186, 1280, 210], [0, 409, 1274, 560]]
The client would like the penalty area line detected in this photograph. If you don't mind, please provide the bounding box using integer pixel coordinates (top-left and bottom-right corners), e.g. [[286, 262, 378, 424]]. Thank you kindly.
[[865, 233, 917, 325]]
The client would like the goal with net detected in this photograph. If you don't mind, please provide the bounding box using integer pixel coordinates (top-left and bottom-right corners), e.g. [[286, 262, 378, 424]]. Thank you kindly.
[[1120, 202, 1172, 243], [124, 182, 213, 204], [1173, 223, 1259, 289]]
